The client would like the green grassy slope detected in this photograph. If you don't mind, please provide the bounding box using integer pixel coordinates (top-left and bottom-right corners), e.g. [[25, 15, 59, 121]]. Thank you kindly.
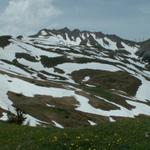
[[0, 118, 150, 150]]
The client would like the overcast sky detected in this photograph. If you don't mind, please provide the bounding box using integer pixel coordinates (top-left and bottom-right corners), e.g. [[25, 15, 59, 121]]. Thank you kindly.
[[0, 0, 150, 40]]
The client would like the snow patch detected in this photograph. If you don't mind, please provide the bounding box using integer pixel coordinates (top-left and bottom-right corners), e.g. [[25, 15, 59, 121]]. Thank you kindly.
[[23, 114, 43, 127], [88, 120, 97, 126], [0, 112, 8, 121], [56, 62, 121, 75], [83, 76, 90, 82], [109, 117, 116, 122], [47, 104, 55, 108], [52, 120, 64, 128]]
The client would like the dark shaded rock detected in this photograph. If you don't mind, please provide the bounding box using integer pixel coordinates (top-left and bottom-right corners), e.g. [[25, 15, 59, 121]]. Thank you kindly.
[[16, 35, 23, 40], [137, 39, 150, 63], [0, 35, 12, 48]]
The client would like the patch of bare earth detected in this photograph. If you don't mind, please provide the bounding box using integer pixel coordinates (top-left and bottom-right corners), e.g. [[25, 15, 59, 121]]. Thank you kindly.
[[8, 92, 110, 127]]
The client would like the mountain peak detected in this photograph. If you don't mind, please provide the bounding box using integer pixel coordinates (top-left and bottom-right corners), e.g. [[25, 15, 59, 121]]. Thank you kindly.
[[60, 27, 70, 32]]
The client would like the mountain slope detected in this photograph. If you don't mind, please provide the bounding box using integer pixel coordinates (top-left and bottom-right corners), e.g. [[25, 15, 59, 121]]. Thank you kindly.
[[0, 28, 150, 128]]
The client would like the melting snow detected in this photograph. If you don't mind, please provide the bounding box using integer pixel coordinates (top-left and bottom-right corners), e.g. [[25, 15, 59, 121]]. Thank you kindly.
[[0, 74, 129, 118], [47, 104, 55, 108], [52, 120, 64, 129], [88, 120, 97, 126], [109, 117, 116, 122], [83, 76, 90, 82], [126, 100, 150, 116], [1, 34, 150, 123], [40, 30, 48, 36], [0, 112, 8, 121], [0, 73, 150, 119], [135, 75, 150, 102], [104, 37, 118, 50], [121, 42, 138, 58], [56, 62, 121, 74], [23, 114, 43, 127]]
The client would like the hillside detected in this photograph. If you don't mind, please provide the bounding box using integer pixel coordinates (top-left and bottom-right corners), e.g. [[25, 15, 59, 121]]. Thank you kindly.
[[0, 28, 150, 128]]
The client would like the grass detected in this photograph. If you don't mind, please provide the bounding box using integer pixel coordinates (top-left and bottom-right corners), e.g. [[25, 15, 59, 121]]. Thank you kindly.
[[15, 53, 38, 62], [0, 118, 150, 150], [86, 86, 112, 99], [84, 86, 133, 109], [40, 56, 70, 68], [72, 70, 141, 96]]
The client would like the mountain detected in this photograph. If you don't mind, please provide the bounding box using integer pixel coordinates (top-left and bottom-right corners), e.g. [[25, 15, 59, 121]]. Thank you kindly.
[[0, 28, 150, 128]]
